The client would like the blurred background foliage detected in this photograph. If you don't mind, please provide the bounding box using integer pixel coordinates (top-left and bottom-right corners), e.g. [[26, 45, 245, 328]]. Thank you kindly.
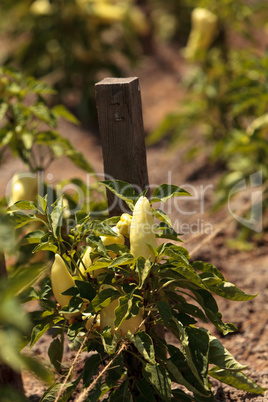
[[0, 0, 149, 122], [0, 0, 268, 229]]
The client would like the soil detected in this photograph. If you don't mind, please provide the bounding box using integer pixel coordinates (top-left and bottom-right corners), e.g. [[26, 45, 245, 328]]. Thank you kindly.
[[1, 43, 268, 401]]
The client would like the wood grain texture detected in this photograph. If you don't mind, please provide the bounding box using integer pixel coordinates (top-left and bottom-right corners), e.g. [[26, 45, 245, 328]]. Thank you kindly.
[[95, 77, 149, 216]]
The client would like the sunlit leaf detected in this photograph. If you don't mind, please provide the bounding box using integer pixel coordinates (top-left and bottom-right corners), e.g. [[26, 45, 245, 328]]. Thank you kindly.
[[208, 367, 266, 394], [151, 184, 191, 203]]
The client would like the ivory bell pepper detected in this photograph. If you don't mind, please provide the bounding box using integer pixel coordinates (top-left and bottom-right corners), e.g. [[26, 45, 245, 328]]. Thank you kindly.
[[79, 226, 124, 278], [99, 285, 145, 336], [184, 8, 218, 61], [129, 196, 157, 260], [51, 254, 77, 319]]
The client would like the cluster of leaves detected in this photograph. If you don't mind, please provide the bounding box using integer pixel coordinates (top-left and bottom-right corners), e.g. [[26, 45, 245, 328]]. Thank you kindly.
[[0, 66, 95, 173], [0, 211, 52, 401], [8, 180, 266, 401], [0, 0, 149, 121], [147, 0, 268, 241]]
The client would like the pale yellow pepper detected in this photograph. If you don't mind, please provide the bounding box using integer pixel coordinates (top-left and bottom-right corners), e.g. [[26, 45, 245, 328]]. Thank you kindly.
[[51, 254, 78, 319], [184, 8, 218, 61], [79, 226, 124, 278], [10, 173, 38, 205], [99, 285, 145, 336], [116, 213, 132, 237], [129, 196, 157, 261]]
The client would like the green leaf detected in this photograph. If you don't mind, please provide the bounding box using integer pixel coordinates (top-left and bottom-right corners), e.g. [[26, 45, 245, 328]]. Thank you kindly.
[[114, 292, 134, 329], [27, 78, 56, 95], [152, 208, 172, 227], [171, 389, 195, 401], [99, 328, 119, 354], [157, 301, 172, 326], [169, 262, 206, 290], [209, 335, 248, 371], [40, 375, 82, 402], [100, 180, 138, 206], [48, 335, 64, 373], [74, 280, 96, 301], [169, 318, 210, 391], [155, 222, 182, 241], [0, 102, 8, 120], [208, 367, 266, 394], [0, 387, 29, 402], [8, 200, 37, 211], [0, 214, 16, 251], [32, 242, 58, 253], [200, 273, 257, 301], [85, 258, 111, 273], [49, 197, 64, 239], [92, 221, 121, 237], [192, 261, 225, 281], [105, 354, 124, 385], [21, 132, 34, 150], [21, 354, 54, 384], [185, 326, 210, 387], [7, 263, 48, 296], [133, 331, 156, 364], [30, 323, 52, 348], [52, 105, 80, 125], [135, 379, 156, 401], [10, 211, 43, 229], [83, 354, 102, 387], [20, 230, 45, 245], [29, 102, 57, 127], [151, 184, 191, 203], [136, 257, 152, 289], [37, 194, 48, 214], [60, 297, 84, 315], [109, 380, 133, 402], [142, 362, 171, 401], [109, 254, 135, 268], [192, 288, 238, 335], [174, 301, 207, 322], [91, 288, 120, 312], [66, 147, 95, 174], [0, 129, 13, 148], [166, 345, 212, 398]]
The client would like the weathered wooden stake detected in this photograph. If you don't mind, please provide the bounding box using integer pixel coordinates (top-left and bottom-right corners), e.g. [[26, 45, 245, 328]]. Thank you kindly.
[[95, 77, 149, 216], [95, 77, 165, 342]]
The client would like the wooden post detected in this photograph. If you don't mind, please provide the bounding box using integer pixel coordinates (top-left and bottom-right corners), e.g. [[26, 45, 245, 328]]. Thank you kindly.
[[95, 77, 165, 342], [95, 77, 149, 216]]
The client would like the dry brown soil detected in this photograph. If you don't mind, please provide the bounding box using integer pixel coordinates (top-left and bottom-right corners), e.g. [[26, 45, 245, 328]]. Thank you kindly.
[[1, 44, 268, 401]]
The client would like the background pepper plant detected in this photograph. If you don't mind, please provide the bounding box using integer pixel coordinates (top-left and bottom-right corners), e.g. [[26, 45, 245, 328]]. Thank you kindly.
[[147, 0, 268, 246], [0, 65, 94, 174], [8, 180, 266, 401], [0, 65, 109, 270]]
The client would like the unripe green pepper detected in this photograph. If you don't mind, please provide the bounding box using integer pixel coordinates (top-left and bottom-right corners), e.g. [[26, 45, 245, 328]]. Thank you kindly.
[[129, 196, 157, 260], [51, 254, 76, 319], [184, 8, 218, 61], [79, 226, 125, 278]]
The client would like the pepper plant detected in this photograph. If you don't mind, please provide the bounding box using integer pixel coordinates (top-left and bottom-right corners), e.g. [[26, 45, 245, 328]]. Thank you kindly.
[[0, 0, 148, 121], [147, 1, 268, 244], [8, 180, 266, 400], [0, 65, 94, 174]]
